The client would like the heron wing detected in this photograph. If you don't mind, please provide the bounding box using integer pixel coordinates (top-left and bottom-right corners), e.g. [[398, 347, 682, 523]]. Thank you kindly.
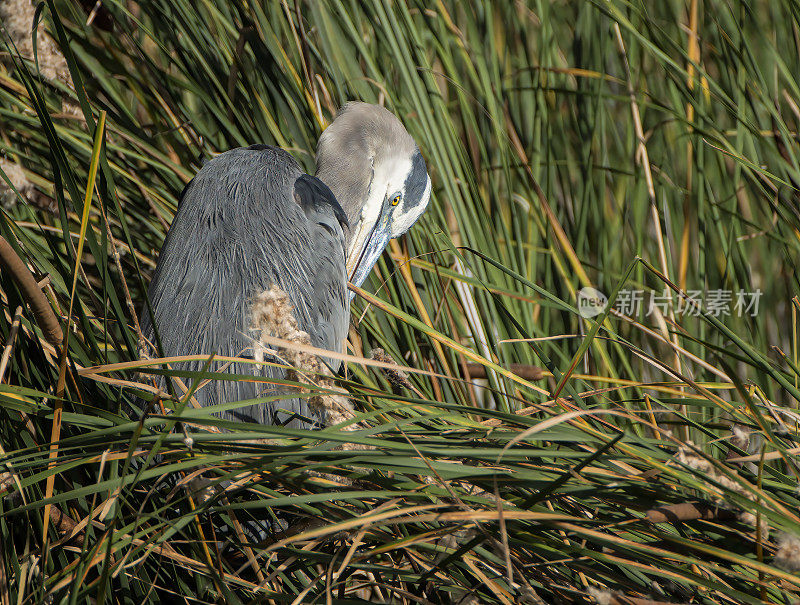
[[140, 145, 349, 427]]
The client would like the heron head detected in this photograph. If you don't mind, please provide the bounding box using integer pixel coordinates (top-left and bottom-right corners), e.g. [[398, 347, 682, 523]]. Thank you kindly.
[[344, 145, 431, 289], [315, 102, 431, 291]]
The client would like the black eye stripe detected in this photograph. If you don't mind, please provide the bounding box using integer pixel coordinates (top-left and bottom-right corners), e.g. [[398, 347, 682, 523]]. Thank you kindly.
[[403, 150, 428, 207]]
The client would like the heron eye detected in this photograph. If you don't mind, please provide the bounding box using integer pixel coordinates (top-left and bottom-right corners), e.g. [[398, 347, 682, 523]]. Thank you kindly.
[[391, 194, 401, 206]]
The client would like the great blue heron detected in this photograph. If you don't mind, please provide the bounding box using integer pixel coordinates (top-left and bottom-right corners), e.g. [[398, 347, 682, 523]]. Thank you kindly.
[[141, 102, 431, 427]]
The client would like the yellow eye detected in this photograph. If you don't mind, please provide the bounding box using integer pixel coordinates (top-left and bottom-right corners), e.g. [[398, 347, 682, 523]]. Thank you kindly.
[[391, 194, 401, 206]]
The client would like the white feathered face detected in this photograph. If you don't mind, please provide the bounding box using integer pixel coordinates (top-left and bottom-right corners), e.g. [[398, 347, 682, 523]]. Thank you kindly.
[[346, 148, 431, 289]]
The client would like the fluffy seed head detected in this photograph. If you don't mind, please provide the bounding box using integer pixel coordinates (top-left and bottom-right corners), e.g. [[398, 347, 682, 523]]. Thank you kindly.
[[775, 532, 800, 572], [0, 159, 33, 209], [587, 586, 613, 605], [676, 443, 769, 537], [250, 285, 366, 443]]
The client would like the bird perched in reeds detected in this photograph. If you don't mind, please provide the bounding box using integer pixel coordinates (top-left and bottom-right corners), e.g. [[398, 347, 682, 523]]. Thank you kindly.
[[141, 102, 431, 427]]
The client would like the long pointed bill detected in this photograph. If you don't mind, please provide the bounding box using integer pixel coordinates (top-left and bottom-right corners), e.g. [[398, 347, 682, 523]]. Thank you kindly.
[[346, 207, 392, 293]]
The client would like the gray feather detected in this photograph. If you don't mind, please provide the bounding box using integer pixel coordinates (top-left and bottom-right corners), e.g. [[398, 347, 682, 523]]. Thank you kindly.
[[141, 145, 348, 427], [141, 103, 429, 430]]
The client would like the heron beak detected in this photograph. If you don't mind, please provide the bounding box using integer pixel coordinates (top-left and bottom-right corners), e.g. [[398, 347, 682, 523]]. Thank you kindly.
[[346, 206, 392, 291]]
